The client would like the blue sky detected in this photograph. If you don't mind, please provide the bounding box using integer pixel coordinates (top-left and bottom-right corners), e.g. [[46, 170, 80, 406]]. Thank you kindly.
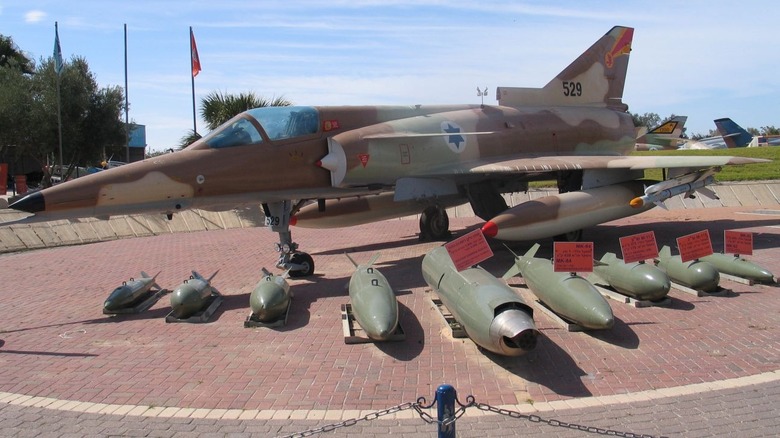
[[2, 1, 779, 152]]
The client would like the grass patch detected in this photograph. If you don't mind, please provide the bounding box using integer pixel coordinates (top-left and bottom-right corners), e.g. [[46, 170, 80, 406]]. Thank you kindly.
[[633, 147, 779, 181], [529, 147, 778, 188]]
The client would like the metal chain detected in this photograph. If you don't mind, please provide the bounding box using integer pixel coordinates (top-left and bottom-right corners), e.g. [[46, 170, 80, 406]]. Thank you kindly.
[[276, 402, 416, 438], [473, 402, 668, 438], [279, 396, 667, 438], [413, 394, 475, 427]]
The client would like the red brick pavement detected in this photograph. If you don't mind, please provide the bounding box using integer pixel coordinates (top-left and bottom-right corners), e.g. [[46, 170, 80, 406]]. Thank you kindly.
[[0, 206, 778, 412]]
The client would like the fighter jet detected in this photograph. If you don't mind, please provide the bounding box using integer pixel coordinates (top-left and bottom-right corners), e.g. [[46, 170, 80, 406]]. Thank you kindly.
[[635, 116, 688, 151], [8, 26, 766, 276]]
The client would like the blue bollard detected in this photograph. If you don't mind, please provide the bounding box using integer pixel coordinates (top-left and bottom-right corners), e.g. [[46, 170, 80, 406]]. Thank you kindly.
[[436, 384, 457, 438]]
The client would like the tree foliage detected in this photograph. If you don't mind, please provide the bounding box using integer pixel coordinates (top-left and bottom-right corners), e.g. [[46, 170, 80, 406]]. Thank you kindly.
[[0, 33, 127, 186], [176, 91, 293, 149], [0, 34, 34, 74], [200, 91, 292, 131]]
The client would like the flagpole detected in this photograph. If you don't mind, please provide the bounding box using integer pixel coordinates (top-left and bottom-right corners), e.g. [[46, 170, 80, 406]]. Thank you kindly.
[[55, 22, 64, 180], [190, 26, 197, 135], [124, 24, 130, 163]]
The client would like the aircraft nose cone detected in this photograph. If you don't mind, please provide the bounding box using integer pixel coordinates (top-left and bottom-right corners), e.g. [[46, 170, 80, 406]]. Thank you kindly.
[[9, 191, 45, 213]]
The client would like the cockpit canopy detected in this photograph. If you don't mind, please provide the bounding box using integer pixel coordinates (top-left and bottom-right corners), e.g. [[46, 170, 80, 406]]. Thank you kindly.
[[193, 106, 320, 150]]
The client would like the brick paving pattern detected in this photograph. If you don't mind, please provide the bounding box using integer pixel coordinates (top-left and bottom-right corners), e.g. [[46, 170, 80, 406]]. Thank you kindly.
[[0, 205, 779, 436]]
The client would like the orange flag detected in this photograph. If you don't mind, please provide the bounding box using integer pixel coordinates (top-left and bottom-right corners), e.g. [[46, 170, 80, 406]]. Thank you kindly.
[[190, 27, 201, 77]]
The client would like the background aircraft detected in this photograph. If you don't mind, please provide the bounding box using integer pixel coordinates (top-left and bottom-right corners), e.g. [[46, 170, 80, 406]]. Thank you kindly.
[[679, 117, 758, 150], [715, 117, 780, 147], [635, 115, 687, 151], [8, 26, 766, 276]]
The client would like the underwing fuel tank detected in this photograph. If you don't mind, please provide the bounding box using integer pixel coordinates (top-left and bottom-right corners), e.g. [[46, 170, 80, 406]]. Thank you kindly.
[[421, 246, 538, 356], [346, 254, 399, 341], [699, 253, 774, 283], [170, 271, 218, 319], [505, 244, 614, 330], [249, 268, 292, 322], [481, 181, 652, 241], [103, 271, 161, 312], [655, 246, 719, 292], [589, 253, 671, 301]]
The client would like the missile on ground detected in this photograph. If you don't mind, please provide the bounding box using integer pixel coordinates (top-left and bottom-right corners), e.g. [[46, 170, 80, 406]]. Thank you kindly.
[[170, 271, 219, 319], [588, 253, 671, 301], [291, 192, 464, 229], [103, 271, 161, 312], [699, 253, 774, 283], [421, 246, 538, 356], [481, 181, 652, 241], [346, 253, 399, 341], [655, 246, 719, 292], [249, 268, 292, 322], [504, 244, 614, 330]]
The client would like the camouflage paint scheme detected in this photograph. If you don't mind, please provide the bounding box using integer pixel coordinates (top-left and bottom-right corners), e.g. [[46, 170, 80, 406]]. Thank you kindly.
[[635, 116, 688, 151], [9, 26, 768, 275]]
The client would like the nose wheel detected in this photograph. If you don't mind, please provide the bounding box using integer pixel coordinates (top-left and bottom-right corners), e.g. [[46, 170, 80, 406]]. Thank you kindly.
[[266, 200, 316, 278], [288, 252, 314, 278]]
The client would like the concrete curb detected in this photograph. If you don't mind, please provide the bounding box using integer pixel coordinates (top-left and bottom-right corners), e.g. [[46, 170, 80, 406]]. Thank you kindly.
[[1, 182, 778, 254]]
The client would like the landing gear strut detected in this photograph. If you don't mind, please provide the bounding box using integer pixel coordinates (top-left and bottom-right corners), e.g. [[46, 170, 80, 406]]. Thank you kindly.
[[264, 201, 315, 278], [419, 205, 451, 241]]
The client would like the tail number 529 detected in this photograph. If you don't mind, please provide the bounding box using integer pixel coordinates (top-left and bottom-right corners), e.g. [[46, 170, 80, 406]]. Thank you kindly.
[[562, 81, 582, 97]]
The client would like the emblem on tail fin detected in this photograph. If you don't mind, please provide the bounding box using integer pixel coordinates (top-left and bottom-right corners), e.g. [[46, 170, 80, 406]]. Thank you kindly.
[[605, 27, 633, 68]]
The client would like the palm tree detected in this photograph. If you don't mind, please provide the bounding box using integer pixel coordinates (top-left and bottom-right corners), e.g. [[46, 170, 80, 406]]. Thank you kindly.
[[200, 91, 292, 131]]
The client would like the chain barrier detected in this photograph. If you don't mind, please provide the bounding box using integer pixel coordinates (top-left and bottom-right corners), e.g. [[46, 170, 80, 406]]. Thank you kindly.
[[473, 402, 667, 438], [278, 394, 667, 438], [277, 402, 416, 438]]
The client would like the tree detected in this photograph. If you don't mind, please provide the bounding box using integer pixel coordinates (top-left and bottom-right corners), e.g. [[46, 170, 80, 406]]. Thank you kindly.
[[0, 52, 127, 186], [760, 126, 779, 136], [0, 35, 34, 74], [628, 111, 661, 130]]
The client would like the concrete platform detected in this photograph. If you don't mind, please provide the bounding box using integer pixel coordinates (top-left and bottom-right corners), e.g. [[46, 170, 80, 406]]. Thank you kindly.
[[0, 206, 779, 436]]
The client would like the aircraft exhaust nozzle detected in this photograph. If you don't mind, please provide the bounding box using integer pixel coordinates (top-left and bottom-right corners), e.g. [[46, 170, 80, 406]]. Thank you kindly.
[[490, 308, 539, 355]]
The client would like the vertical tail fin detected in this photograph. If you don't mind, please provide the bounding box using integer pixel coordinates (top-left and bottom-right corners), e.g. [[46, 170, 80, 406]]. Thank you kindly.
[[714, 118, 754, 148], [497, 26, 634, 109], [636, 116, 687, 150]]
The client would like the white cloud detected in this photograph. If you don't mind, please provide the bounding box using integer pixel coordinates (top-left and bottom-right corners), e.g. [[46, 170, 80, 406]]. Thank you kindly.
[[24, 10, 46, 23]]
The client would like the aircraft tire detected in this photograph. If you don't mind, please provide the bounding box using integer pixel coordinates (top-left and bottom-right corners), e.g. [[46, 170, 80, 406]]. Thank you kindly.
[[289, 252, 315, 278], [420, 206, 450, 241]]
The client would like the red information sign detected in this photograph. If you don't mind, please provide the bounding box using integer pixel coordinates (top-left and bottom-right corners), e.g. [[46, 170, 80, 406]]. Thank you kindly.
[[619, 231, 659, 263], [677, 230, 713, 263], [444, 229, 494, 271], [724, 230, 753, 255], [553, 242, 594, 272]]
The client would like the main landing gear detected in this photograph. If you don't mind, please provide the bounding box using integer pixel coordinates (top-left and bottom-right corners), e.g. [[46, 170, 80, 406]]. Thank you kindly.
[[419, 205, 451, 241], [264, 201, 315, 278]]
